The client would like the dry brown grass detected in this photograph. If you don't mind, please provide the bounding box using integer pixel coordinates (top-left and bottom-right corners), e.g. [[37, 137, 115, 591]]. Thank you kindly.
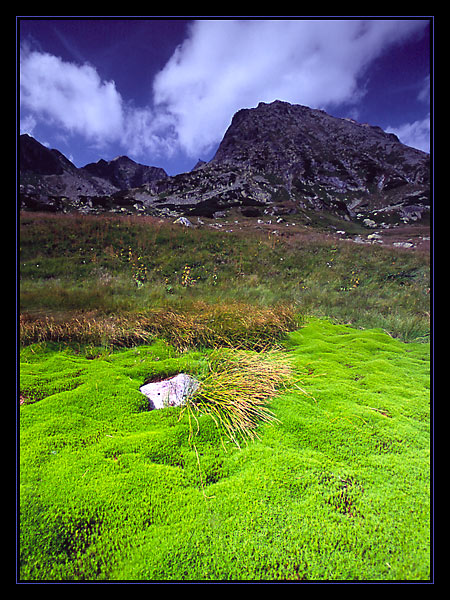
[[19, 301, 301, 351], [143, 301, 300, 351], [19, 312, 153, 347]]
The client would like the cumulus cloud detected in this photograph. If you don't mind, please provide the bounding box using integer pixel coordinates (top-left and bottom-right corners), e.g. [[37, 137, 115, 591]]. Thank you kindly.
[[20, 20, 429, 162], [19, 46, 177, 159], [20, 49, 124, 145], [120, 104, 178, 159], [386, 75, 431, 153], [153, 19, 429, 157]]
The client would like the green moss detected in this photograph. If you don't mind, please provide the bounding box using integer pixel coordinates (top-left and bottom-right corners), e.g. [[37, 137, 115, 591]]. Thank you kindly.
[[19, 319, 430, 581]]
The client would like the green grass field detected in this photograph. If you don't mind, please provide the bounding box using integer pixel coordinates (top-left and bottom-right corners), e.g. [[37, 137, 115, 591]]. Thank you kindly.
[[18, 212, 431, 581]]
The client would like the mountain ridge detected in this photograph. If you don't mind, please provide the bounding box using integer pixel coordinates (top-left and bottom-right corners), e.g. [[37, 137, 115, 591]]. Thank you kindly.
[[81, 155, 167, 190], [19, 100, 430, 228]]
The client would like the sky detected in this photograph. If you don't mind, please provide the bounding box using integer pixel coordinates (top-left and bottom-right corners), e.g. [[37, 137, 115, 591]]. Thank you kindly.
[[18, 17, 432, 176]]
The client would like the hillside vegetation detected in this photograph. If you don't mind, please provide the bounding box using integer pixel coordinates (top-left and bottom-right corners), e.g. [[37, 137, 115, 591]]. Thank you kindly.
[[18, 212, 431, 581], [19, 212, 429, 343]]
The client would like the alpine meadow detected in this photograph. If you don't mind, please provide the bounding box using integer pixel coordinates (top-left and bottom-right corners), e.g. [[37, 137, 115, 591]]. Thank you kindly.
[[19, 96, 431, 581]]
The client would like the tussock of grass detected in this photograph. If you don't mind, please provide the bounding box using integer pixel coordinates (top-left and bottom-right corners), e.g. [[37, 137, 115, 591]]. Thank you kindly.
[[184, 349, 295, 446]]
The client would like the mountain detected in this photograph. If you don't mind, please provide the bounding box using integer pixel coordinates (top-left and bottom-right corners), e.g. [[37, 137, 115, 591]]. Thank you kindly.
[[19, 133, 78, 176], [81, 156, 167, 190], [19, 101, 430, 226], [113, 101, 429, 225], [213, 101, 428, 197], [19, 134, 167, 213]]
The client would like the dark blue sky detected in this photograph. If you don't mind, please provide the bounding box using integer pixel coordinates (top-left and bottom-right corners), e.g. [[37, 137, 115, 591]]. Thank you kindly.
[[18, 17, 431, 175]]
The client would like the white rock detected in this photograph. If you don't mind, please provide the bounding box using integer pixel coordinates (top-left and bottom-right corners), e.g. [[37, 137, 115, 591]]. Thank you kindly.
[[140, 374, 199, 410], [393, 242, 414, 249], [173, 217, 192, 227], [353, 235, 366, 244]]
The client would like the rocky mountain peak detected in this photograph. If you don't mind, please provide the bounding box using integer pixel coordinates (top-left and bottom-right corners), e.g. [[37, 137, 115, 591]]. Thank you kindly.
[[212, 100, 429, 195], [19, 100, 430, 228], [81, 156, 167, 190]]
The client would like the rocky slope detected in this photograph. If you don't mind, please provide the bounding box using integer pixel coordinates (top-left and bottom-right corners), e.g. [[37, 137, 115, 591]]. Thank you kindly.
[[19, 134, 167, 213], [81, 156, 167, 190], [19, 101, 430, 227]]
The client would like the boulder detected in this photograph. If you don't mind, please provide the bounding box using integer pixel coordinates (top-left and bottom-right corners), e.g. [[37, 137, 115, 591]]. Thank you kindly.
[[173, 216, 193, 227], [140, 374, 199, 410], [393, 242, 414, 249], [363, 218, 377, 228]]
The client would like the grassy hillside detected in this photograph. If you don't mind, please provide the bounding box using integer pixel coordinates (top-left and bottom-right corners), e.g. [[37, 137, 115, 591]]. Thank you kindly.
[[18, 212, 431, 581], [19, 212, 430, 342]]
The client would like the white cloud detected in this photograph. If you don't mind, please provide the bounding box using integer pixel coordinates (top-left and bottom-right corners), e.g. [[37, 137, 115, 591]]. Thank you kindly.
[[120, 104, 178, 159], [20, 49, 124, 145], [19, 47, 178, 160], [153, 19, 429, 157], [386, 115, 430, 153], [19, 20, 429, 163]]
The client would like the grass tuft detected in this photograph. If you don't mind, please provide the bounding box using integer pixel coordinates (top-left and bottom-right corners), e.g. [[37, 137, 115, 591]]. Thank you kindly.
[[182, 348, 296, 446]]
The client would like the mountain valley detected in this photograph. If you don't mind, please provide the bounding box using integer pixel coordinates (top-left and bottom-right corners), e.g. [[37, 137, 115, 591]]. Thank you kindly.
[[19, 100, 430, 248]]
